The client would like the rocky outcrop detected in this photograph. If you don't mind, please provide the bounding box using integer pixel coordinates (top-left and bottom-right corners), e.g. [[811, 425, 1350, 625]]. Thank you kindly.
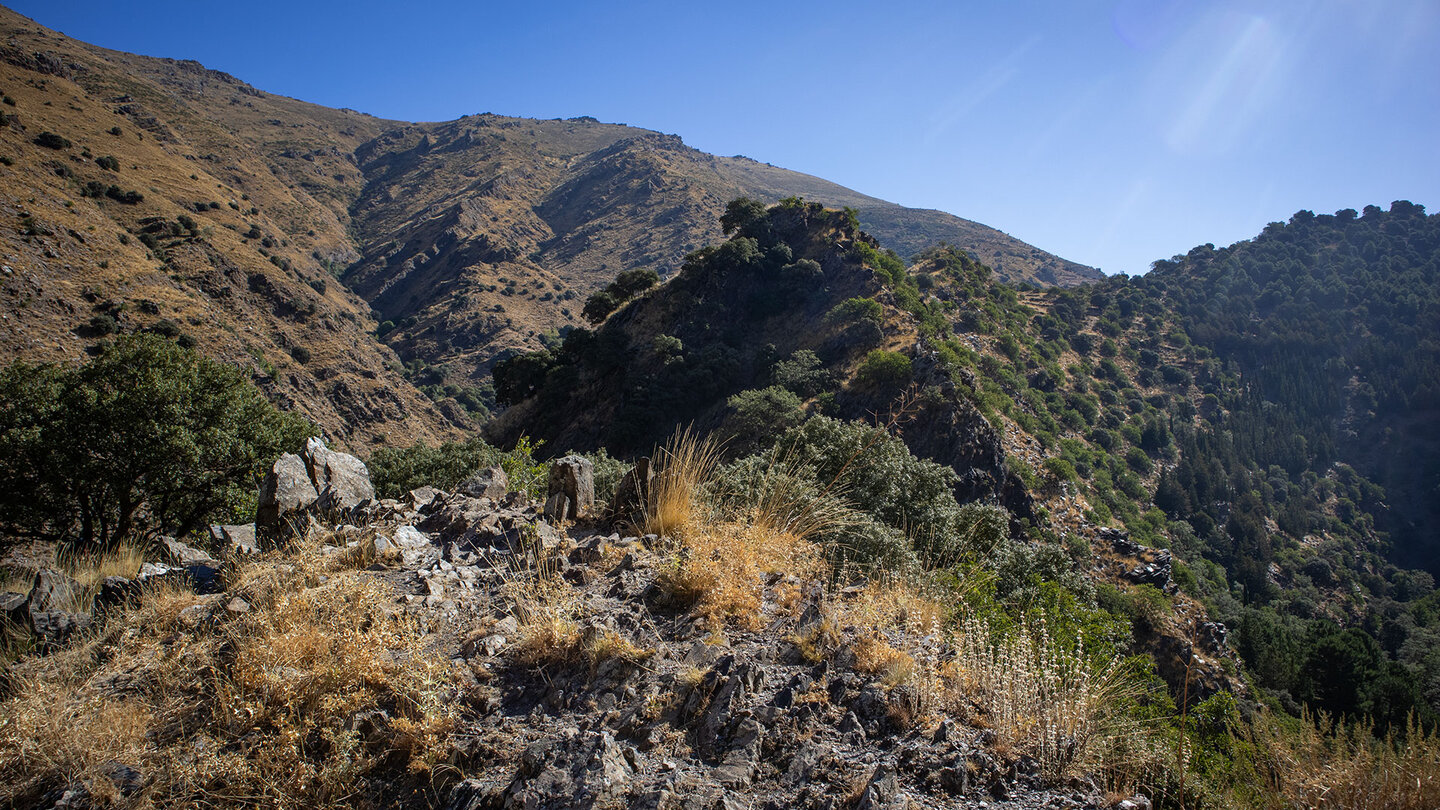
[[257, 437, 375, 537], [328, 498, 1114, 809], [544, 456, 595, 522], [608, 458, 652, 530], [24, 570, 91, 650], [457, 466, 508, 500], [209, 523, 259, 556], [255, 454, 319, 529]]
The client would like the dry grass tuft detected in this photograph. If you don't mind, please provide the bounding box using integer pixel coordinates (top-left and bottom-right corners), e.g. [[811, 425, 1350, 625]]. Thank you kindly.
[[499, 522, 587, 668], [854, 634, 916, 688], [1241, 709, 1440, 809], [0, 548, 461, 808], [944, 614, 1140, 780], [659, 520, 824, 629], [790, 610, 842, 663], [1, 542, 148, 616], [504, 571, 581, 668], [645, 426, 725, 539], [0, 568, 37, 597], [294, 522, 393, 573], [60, 542, 147, 591], [582, 627, 653, 671], [843, 577, 945, 637]]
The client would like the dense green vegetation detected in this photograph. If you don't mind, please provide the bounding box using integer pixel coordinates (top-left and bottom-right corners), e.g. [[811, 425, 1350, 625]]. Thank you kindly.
[[491, 198, 1440, 741], [367, 435, 549, 502], [492, 198, 893, 453], [999, 203, 1440, 731], [0, 335, 312, 552]]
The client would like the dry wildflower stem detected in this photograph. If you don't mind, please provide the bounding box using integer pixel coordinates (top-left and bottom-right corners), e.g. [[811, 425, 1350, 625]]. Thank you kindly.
[[946, 614, 1141, 780]]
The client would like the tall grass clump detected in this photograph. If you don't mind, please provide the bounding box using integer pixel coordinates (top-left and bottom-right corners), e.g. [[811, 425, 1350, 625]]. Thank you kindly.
[[645, 429, 838, 628], [1234, 709, 1440, 809], [644, 426, 725, 539]]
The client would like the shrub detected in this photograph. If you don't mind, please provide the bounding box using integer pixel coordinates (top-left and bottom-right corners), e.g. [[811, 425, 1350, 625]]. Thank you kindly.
[[771, 349, 833, 398], [288, 345, 311, 364], [722, 386, 806, 452], [581, 290, 619, 324], [1125, 446, 1153, 474], [0, 335, 311, 551], [855, 349, 912, 390], [367, 436, 547, 501], [582, 268, 660, 324], [826, 296, 883, 326], [1043, 457, 1078, 483], [104, 186, 143, 205], [148, 319, 181, 338], [94, 155, 119, 171], [88, 313, 118, 335], [757, 416, 1011, 569], [33, 131, 70, 150]]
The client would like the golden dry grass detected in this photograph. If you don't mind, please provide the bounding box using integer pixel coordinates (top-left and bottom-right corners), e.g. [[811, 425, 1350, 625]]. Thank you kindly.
[[659, 520, 825, 629], [645, 426, 725, 539], [644, 428, 838, 630], [501, 565, 650, 673], [853, 634, 916, 688], [0, 542, 148, 615], [506, 574, 582, 668], [0, 550, 461, 808], [1241, 710, 1440, 810]]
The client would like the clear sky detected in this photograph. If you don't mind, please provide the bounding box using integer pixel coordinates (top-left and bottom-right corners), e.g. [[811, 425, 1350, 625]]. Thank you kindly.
[[11, 0, 1438, 276]]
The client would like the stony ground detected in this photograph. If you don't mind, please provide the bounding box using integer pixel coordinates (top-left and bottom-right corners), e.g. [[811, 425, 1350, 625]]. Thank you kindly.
[[322, 487, 1125, 810], [0, 436, 1163, 809]]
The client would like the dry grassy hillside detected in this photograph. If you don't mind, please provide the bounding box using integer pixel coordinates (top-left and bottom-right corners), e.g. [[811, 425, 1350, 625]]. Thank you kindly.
[[0, 7, 461, 449]]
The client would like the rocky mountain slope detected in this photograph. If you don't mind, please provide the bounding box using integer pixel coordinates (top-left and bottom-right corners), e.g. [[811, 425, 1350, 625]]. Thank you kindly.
[[0, 5, 1098, 440], [0, 8, 456, 448], [0, 439, 1143, 810]]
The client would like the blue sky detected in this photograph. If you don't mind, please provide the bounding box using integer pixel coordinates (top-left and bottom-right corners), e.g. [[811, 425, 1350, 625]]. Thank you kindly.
[[14, 0, 1438, 276]]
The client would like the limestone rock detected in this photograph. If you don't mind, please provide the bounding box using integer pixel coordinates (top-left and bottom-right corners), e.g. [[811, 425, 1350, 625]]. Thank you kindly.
[[28, 569, 82, 614], [256, 452, 318, 531], [257, 437, 375, 535], [609, 458, 652, 528], [210, 523, 259, 556], [305, 436, 376, 512], [458, 466, 508, 500], [545, 456, 594, 521], [1, 590, 28, 625], [162, 536, 216, 566]]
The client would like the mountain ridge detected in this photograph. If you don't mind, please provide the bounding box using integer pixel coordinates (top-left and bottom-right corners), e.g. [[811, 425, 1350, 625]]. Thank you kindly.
[[0, 4, 1098, 443]]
